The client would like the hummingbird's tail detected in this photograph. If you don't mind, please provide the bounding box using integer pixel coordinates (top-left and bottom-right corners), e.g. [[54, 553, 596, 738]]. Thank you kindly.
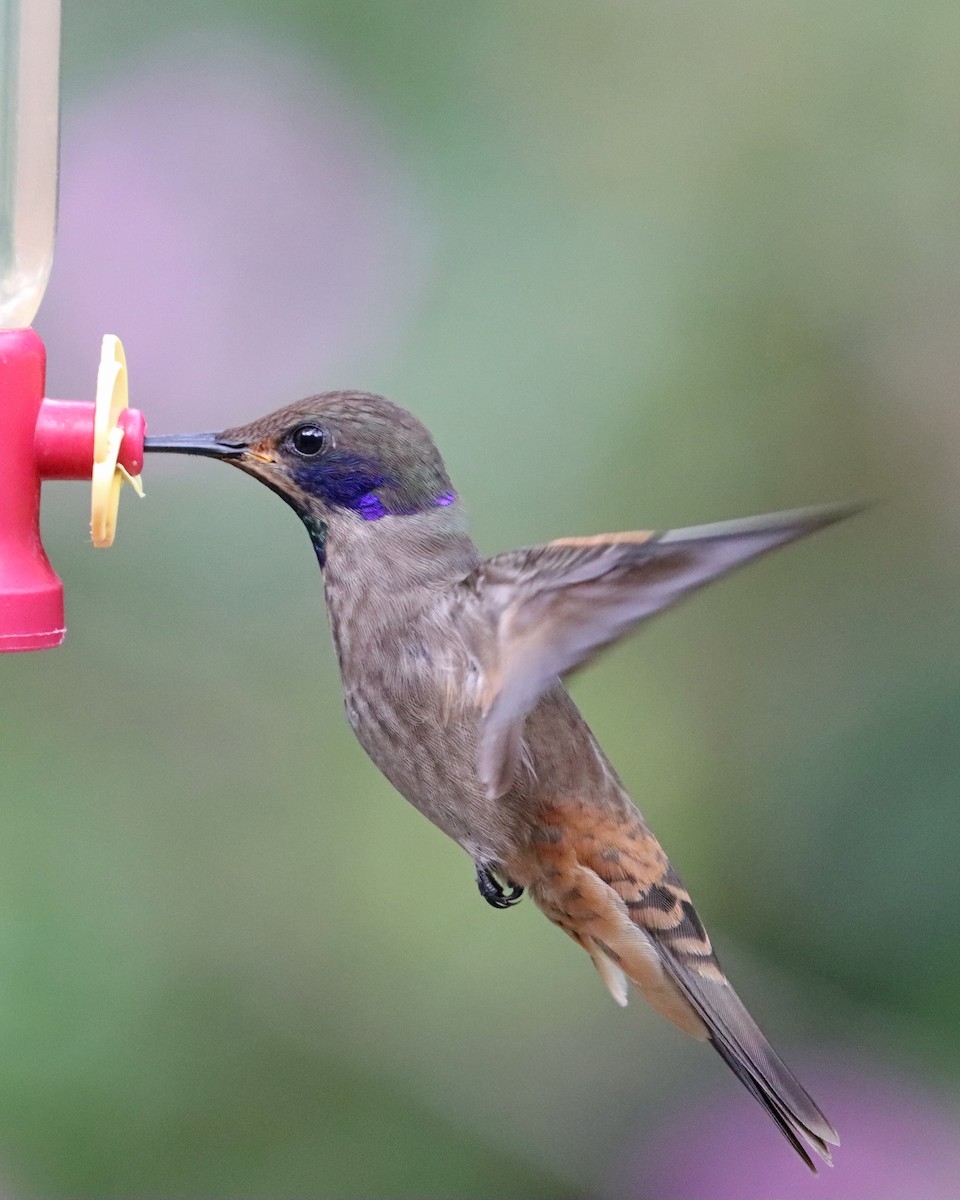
[[512, 802, 838, 1171], [661, 952, 839, 1170]]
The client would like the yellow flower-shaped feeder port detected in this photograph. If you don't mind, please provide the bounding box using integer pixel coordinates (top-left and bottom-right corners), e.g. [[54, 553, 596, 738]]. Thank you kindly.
[[91, 334, 143, 547]]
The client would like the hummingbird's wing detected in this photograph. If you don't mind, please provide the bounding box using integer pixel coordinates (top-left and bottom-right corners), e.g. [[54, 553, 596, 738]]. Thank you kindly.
[[469, 503, 858, 798], [514, 803, 839, 1170]]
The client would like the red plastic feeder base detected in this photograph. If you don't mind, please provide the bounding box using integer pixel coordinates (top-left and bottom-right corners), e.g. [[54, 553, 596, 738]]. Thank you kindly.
[[0, 328, 65, 650]]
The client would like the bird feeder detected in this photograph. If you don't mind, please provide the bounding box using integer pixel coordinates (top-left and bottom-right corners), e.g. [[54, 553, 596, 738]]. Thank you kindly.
[[0, 0, 146, 651]]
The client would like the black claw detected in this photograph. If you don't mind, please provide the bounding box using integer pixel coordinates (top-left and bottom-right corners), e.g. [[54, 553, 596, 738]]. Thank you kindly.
[[475, 863, 524, 909]]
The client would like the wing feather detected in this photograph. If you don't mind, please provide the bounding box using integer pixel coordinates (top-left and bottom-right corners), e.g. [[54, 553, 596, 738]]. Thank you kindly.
[[470, 503, 860, 797]]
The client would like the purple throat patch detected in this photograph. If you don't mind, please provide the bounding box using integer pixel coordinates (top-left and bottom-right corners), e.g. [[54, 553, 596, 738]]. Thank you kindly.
[[356, 492, 389, 520], [355, 489, 456, 521]]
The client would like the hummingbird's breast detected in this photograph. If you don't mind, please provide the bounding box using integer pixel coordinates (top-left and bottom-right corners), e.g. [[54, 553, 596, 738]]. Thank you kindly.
[[319, 517, 629, 864], [325, 590, 624, 867], [326, 586, 519, 857], [316, 519, 520, 857]]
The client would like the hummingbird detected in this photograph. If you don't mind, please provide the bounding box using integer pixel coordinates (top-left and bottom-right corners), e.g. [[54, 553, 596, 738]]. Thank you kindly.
[[146, 391, 850, 1170]]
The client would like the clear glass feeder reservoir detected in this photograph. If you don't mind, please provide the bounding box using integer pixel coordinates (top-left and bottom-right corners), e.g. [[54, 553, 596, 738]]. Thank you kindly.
[[0, 0, 60, 329]]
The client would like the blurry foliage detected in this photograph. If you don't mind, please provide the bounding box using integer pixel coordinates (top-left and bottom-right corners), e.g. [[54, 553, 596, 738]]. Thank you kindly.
[[2, 0, 959, 1195]]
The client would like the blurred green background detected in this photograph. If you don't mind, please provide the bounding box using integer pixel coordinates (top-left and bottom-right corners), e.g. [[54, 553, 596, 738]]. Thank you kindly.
[[3, 2, 960, 1196]]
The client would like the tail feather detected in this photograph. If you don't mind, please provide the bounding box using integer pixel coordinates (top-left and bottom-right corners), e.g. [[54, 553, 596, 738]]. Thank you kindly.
[[514, 801, 838, 1172], [663, 960, 839, 1170], [598, 894, 837, 1169]]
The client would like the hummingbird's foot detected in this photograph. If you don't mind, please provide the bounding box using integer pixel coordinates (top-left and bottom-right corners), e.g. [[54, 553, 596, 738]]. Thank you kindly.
[[475, 862, 524, 909]]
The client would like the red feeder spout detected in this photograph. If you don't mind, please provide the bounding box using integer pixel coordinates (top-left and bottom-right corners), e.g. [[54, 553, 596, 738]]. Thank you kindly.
[[0, 327, 145, 651]]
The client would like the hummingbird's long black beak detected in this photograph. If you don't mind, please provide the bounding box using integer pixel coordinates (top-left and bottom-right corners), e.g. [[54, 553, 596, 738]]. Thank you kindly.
[[144, 433, 246, 459]]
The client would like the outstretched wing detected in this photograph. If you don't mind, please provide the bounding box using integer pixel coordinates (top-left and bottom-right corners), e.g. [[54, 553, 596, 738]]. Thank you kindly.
[[468, 503, 859, 797]]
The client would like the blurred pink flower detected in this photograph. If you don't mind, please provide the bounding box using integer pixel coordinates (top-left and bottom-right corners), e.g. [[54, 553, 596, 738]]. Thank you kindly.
[[39, 33, 430, 428], [614, 1059, 960, 1200]]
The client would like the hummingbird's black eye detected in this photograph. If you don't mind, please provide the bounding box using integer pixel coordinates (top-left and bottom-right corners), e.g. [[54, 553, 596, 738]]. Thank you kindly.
[[290, 425, 326, 457]]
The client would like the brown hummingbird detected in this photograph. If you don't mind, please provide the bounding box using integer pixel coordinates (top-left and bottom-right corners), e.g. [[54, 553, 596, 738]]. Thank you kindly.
[[146, 391, 851, 1170]]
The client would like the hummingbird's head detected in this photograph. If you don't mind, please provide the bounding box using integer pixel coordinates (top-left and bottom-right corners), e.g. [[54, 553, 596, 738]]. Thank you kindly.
[[145, 391, 460, 564]]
